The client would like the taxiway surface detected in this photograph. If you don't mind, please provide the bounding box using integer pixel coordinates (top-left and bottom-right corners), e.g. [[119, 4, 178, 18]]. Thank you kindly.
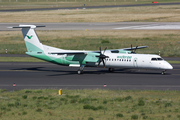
[[0, 62, 179, 91], [1, 22, 180, 31], [0, 2, 180, 12]]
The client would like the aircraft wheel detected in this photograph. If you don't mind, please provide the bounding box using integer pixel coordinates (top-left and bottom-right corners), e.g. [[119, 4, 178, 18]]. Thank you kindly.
[[161, 70, 166, 75], [108, 68, 114, 72], [77, 69, 83, 75]]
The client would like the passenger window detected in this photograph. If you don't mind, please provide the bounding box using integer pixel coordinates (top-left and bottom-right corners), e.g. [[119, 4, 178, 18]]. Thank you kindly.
[[109, 59, 111, 61], [122, 59, 123, 61], [127, 59, 128, 62], [115, 59, 116, 61], [129, 60, 131, 62], [124, 59, 126, 61], [151, 58, 157, 61], [112, 59, 113, 61], [120, 59, 121, 61]]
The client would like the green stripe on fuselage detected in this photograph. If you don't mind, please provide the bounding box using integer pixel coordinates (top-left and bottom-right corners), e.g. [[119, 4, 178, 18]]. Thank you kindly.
[[25, 42, 98, 66], [26, 52, 81, 66], [24, 42, 71, 65], [65, 53, 99, 65]]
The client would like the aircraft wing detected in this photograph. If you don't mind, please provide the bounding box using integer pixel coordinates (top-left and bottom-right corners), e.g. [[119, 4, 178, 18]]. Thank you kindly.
[[109, 46, 148, 52], [122, 46, 148, 50], [49, 52, 87, 55], [48, 46, 148, 55]]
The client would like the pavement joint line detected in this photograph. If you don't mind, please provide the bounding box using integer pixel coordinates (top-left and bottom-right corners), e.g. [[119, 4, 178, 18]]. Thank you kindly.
[[114, 24, 159, 29], [114, 24, 180, 30]]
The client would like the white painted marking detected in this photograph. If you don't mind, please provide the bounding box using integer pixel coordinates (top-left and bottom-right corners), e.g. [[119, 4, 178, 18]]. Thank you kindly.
[[137, 25, 180, 30], [115, 24, 180, 30]]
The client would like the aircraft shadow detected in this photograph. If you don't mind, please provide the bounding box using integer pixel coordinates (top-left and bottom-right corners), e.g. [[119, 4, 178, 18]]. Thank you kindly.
[[47, 69, 169, 76], [11, 67, 171, 76]]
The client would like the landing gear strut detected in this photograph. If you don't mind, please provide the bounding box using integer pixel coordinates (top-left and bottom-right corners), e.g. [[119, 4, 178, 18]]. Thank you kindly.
[[108, 68, 114, 72], [77, 65, 84, 75], [161, 70, 166, 75]]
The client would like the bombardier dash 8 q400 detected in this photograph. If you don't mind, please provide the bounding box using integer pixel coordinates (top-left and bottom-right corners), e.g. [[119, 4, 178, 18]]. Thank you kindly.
[[9, 25, 173, 75]]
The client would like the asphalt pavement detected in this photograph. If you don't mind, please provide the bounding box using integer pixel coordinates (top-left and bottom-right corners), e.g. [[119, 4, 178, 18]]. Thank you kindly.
[[0, 2, 180, 91], [0, 62, 179, 91], [1, 22, 180, 31], [0, 2, 180, 12]]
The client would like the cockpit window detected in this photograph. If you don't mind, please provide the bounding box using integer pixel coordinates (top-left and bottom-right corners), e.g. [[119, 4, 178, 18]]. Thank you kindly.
[[151, 58, 164, 61], [157, 58, 164, 61], [151, 58, 157, 61]]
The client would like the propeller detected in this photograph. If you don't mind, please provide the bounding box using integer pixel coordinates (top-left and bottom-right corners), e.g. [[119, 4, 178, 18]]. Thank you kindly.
[[131, 44, 138, 54], [96, 47, 109, 68]]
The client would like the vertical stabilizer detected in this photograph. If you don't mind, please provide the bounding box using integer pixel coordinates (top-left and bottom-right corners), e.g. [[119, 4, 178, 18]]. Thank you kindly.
[[11, 25, 45, 52]]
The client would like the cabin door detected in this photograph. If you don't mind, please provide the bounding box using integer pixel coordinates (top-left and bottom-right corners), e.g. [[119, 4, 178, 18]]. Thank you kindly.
[[133, 57, 138, 67]]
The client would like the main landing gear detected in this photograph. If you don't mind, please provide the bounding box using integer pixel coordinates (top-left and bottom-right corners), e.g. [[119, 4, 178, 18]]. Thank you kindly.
[[77, 65, 84, 75], [108, 68, 114, 72]]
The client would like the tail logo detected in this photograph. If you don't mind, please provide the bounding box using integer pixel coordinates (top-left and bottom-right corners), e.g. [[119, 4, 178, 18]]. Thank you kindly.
[[26, 35, 33, 39]]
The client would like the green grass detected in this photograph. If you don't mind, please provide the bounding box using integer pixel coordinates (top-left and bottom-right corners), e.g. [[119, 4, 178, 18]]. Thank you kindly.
[[1, 5, 180, 23], [0, 57, 45, 62], [1, 89, 180, 119], [0, 30, 180, 57], [0, 0, 179, 10], [167, 61, 180, 64]]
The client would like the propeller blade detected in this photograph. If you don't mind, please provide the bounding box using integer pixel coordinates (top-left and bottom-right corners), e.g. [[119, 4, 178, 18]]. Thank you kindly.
[[96, 55, 100, 57], [97, 58, 102, 67], [97, 62, 100, 67], [131, 44, 135, 53], [103, 47, 107, 54], [99, 47, 101, 54], [97, 47, 108, 67], [102, 59, 105, 68], [134, 46, 138, 53]]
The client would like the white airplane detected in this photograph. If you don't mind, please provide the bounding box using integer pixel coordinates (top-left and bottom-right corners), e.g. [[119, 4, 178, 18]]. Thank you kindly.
[[9, 25, 173, 75]]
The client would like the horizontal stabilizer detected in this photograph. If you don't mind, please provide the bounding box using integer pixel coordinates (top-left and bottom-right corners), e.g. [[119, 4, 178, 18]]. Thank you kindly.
[[8, 25, 45, 29]]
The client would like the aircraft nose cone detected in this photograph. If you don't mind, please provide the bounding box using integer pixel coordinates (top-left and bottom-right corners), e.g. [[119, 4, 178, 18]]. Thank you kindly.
[[166, 63, 173, 69], [163, 61, 173, 69], [168, 64, 173, 69]]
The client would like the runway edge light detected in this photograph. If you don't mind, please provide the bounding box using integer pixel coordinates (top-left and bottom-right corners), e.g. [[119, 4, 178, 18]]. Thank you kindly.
[[59, 89, 62, 95]]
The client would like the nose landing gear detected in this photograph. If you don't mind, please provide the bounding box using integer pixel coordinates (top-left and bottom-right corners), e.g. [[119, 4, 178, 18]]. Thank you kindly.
[[77, 69, 83, 74], [161, 70, 166, 75]]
